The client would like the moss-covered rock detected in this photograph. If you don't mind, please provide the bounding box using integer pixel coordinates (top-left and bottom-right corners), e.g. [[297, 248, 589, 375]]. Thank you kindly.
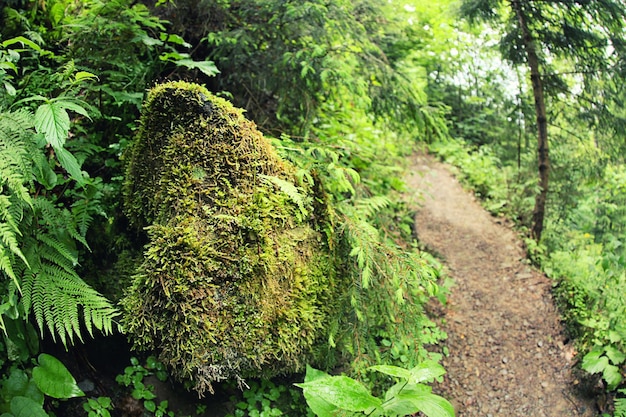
[[121, 81, 343, 395]]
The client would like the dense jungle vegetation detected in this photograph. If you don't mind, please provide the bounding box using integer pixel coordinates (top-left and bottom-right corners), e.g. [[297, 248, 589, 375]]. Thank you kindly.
[[1, 0, 626, 416]]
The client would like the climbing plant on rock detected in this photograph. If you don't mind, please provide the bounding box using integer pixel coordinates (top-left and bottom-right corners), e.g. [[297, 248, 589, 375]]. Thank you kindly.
[[121, 81, 345, 395]]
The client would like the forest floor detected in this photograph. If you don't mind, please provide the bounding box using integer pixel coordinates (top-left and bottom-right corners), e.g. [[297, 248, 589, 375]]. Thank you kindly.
[[405, 152, 600, 417]]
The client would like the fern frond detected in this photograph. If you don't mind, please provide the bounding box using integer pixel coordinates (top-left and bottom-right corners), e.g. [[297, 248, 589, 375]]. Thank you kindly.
[[32, 197, 59, 225], [0, 222, 29, 272], [354, 195, 392, 219], [0, 195, 22, 232], [20, 237, 119, 346], [70, 186, 104, 245], [260, 174, 311, 219], [615, 390, 626, 417], [33, 198, 89, 248], [0, 109, 35, 205], [0, 246, 17, 285], [36, 233, 78, 268], [71, 199, 94, 239]]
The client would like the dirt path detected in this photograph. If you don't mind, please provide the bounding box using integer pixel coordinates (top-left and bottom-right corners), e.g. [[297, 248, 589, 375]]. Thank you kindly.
[[404, 153, 597, 417]]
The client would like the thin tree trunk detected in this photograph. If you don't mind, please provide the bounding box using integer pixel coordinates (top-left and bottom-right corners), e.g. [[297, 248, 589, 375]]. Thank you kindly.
[[511, 0, 550, 241]]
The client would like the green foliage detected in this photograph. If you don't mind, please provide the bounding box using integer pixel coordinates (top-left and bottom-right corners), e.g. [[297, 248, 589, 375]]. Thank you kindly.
[[2, 0, 452, 411], [613, 390, 626, 417], [582, 346, 625, 391], [83, 397, 113, 417], [272, 102, 448, 377], [0, 354, 84, 417], [0, 100, 118, 345], [226, 379, 309, 417], [163, 0, 445, 135], [115, 356, 174, 417], [296, 363, 454, 417], [121, 81, 448, 397], [32, 353, 84, 398]]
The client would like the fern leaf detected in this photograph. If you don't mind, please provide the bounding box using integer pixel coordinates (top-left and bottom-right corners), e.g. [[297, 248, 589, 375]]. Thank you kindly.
[[260, 174, 311, 219], [0, 246, 17, 285], [354, 195, 392, 219], [72, 201, 94, 239], [33, 199, 89, 248], [20, 236, 118, 345], [36, 233, 78, 267], [615, 390, 626, 417], [0, 195, 21, 232], [0, 222, 29, 270], [0, 109, 35, 206]]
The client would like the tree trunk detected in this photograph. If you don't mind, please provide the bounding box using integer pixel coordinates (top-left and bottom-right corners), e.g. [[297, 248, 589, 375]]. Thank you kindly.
[[511, 0, 550, 241]]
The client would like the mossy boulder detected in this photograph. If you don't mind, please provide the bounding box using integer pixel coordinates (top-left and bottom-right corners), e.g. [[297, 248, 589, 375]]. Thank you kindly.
[[121, 81, 343, 395]]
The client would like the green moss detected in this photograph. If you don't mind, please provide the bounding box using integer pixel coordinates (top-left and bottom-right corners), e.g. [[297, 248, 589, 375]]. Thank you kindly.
[[121, 81, 343, 395]]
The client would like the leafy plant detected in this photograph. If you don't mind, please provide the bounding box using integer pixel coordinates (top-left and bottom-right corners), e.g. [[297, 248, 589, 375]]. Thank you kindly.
[[226, 379, 309, 417], [115, 356, 173, 417], [0, 100, 118, 346], [296, 362, 454, 417], [582, 346, 625, 391], [613, 389, 626, 417], [83, 396, 113, 417], [0, 353, 84, 417]]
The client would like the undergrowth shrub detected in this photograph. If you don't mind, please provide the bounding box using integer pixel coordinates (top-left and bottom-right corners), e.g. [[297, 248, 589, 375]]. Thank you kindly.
[[275, 104, 448, 379], [544, 229, 626, 391]]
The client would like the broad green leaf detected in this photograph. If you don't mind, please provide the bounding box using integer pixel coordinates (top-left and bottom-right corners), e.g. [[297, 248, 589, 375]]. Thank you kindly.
[[144, 400, 156, 413], [304, 364, 331, 382], [10, 397, 47, 417], [160, 33, 191, 48], [608, 330, 623, 343], [381, 396, 421, 416], [605, 345, 626, 365], [396, 387, 455, 417], [2, 36, 41, 51], [408, 361, 447, 384], [297, 370, 339, 417], [74, 71, 98, 82], [582, 349, 609, 374], [4, 81, 16, 96], [159, 51, 186, 61], [55, 99, 91, 119], [32, 353, 84, 399], [603, 364, 623, 391], [34, 102, 69, 149], [368, 365, 412, 380], [55, 147, 85, 184], [2, 369, 28, 398], [33, 157, 58, 190], [384, 381, 430, 402], [174, 59, 220, 77], [137, 34, 163, 47], [296, 376, 381, 412]]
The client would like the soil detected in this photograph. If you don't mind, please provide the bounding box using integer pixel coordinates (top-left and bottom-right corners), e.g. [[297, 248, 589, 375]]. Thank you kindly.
[[404, 152, 600, 417]]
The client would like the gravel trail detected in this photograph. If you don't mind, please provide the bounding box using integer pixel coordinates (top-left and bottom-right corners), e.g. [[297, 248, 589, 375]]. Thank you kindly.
[[405, 153, 597, 417]]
